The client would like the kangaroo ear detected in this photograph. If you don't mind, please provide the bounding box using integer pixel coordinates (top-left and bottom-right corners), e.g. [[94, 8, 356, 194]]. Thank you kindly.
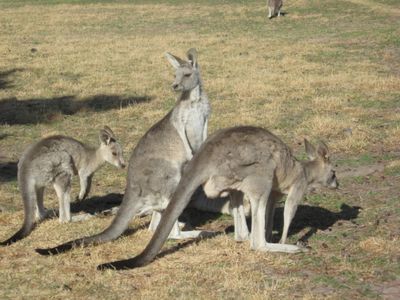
[[103, 126, 116, 140], [99, 128, 114, 145], [186, 48, 198, 69], [165, 52, 186, 69], [304, 139, 317, 160], [317, 141, 329, 160]]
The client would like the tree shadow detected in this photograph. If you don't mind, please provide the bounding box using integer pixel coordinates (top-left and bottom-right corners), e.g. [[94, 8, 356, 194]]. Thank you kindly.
[[0, 69, 24, 90], [0, 161, 18, 183], [0, 94, 153, 125]]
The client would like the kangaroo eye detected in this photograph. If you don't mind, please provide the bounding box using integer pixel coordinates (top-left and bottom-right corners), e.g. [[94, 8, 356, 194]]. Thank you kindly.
[[112, 152, 117, 156], [184, 73, 191, 77]]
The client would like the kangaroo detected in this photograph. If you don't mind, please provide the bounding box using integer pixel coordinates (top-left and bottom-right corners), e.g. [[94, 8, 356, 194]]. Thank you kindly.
[[267, 0, 283, 19], [36, 48, 211, 255], [97, 126, 338, 270], [0, 126, 125, 246], [189, 192, 251, 217]]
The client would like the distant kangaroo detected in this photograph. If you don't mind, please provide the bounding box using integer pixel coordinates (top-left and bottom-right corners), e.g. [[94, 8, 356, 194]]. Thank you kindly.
[[36, 48, 212, 255], [97, 126, 338, 270], [267, 0, 283, 19], [0, 126, 125, 246]]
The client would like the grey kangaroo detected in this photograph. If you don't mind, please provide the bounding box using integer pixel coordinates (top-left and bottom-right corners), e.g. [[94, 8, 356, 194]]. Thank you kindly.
[[0, 126, 125, 246], [97, 126, 338, 270], [36, 48, 211, 255], [267, 0, 283, 19]]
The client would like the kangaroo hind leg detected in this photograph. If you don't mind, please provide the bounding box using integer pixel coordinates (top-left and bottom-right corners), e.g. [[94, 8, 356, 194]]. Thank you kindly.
[[245, 174, 302, 253], [280, 181, 307, 245], [230, 191, 249, 241], [53, 173, 72, 223], [35, 186, 47, 222]]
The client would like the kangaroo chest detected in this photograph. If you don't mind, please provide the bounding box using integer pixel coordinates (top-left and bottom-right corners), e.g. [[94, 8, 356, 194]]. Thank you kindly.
[[184, 100, 210, 152]]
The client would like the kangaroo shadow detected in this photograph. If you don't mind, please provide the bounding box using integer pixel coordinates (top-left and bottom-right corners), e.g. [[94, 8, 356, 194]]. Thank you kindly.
[[97, 229, 223, 271], [0, 94, 153, 125], [0, 161, 18, 183], [70, 193, 123, 215], [214, 203, 361, 243], [0, 69, 24, 90], [180, 187, 228, 229], [271, 203, 361, 242], [70, 190, 220, 234]]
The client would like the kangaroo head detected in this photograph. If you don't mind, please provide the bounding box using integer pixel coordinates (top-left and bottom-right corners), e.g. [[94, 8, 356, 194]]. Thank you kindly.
[[165, 48, 200, 92], [99, 126, 126, 169], [304, 139, 338, 189]]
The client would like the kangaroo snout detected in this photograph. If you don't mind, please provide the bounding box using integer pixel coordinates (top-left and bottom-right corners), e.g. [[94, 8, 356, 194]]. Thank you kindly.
[[172, 83, 181, 91], [329, 176, 339, 189]]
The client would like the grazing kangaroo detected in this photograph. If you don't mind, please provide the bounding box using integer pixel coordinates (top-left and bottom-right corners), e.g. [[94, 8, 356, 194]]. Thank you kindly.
[[36, 48, 211, 255], [97, 126, 338, 270], [0, 126, 125, 246], [267, 0, 283, 19]]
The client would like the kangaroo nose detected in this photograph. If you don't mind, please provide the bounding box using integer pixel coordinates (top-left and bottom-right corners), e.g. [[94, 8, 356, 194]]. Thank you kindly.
[[172, 83, 179, 90], [120, 162, 126, 169]]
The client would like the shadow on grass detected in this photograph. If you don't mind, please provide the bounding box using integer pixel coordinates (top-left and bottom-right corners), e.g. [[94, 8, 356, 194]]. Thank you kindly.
[[0, 94, 153, 125], [207, 203, 361, 243], [71, 192, 123, 215], [0, 161, 18, 183], [272, 203, 361, 242], [141, 203, 361, 269], [71, 193, 150, 236], [38, 193, 360, 262], [96, 230, 223, 270]]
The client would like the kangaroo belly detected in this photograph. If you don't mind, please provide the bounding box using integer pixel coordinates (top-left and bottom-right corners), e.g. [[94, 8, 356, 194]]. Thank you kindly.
[[203, 176, 236, 199], [27, 151, 74, 186]]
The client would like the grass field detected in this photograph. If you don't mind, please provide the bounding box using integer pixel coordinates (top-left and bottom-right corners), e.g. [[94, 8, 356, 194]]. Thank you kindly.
[[0, 0, 399, 298]]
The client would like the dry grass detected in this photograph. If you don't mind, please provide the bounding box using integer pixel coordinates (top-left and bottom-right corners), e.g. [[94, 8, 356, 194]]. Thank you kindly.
[[0, 0, 399, 298]]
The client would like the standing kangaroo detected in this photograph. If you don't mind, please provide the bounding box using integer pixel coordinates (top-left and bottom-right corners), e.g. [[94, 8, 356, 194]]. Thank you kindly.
[[267, 0, 283, 19], [0, 126, 125, 246], [98, 126, 338, 270], [36, 48, 211, 255]]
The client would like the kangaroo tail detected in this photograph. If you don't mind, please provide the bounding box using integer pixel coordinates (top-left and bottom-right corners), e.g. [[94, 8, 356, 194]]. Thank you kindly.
[[0, 178, 37, 246], [0, 219, 36, 246], [98, 162, 209, 270], [35, 190, 139, 255]]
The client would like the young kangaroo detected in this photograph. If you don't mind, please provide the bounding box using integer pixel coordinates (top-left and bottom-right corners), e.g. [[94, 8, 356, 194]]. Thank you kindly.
[[267, 0, 283, 19], [98, 126, 338, 270], [36, 48, 211, 255], [0, 126, 125, 246]]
